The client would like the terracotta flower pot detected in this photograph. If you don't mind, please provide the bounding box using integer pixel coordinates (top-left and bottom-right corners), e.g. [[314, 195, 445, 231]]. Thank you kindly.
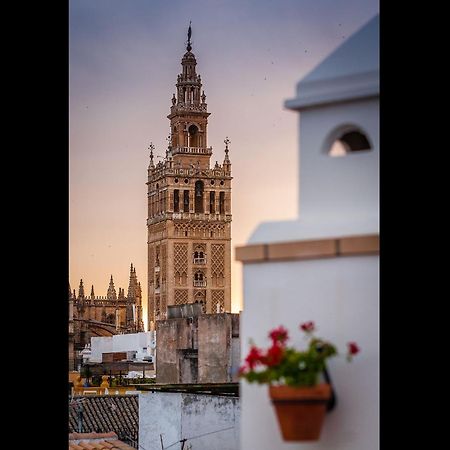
[[269, 383, 331, 441]]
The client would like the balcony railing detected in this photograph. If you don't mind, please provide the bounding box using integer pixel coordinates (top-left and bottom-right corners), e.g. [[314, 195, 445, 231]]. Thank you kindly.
[[172, 146, 213, 156], [193, 280, 207, 287], [193, 258, 206, 264]]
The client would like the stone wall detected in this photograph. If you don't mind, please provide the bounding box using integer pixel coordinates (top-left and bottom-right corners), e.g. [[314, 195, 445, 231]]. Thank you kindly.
[[155, 313, 239, 384]]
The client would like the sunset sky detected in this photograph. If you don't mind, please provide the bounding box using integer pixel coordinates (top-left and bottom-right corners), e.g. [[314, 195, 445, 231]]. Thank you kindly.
[[69, 0, 378, 329]]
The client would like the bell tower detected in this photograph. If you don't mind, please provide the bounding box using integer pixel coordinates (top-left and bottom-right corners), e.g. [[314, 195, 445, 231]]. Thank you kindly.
[[147, 24, 233, 330]]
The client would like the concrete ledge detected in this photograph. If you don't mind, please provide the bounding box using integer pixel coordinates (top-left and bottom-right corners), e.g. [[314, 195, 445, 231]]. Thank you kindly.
[[234, 244, 266, 262], [235, 234, 379, 263], [268, 239, 336, 261], [339, 235, 379, 255]]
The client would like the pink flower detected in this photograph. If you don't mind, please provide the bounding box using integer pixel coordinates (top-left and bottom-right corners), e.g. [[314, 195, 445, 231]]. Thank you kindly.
[[300, 321, 315, 333], [269, 326, 289, 345]]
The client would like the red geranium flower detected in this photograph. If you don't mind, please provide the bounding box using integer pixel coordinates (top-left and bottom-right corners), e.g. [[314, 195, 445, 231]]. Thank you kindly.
[[239, 322, 359, 386], [300, 321, 315, 333], [238, 365, 248, 376], [264, 343, 284, 367], [269, 326, 289, 345], [245, 346, 264, 369], [347, 342, 360, 355]]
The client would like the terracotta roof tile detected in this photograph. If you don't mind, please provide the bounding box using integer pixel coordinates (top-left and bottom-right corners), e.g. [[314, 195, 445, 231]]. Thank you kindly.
[[68, 395, 138, 445], [77, 443, 96, 449], [70, 432, 118, 440], [69, 432, 136, 450], [69, 445, 85, 450]]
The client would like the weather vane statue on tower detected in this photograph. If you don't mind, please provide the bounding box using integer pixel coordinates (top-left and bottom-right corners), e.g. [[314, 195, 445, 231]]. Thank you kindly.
[[187, 21, 192, 52]]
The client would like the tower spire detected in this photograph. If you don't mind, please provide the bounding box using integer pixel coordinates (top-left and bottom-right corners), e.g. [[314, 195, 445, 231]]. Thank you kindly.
[[78, 279, 85, 299], [90, 285, 95, 298], [223, 136, 231, 172], [186, 21, 192, 52], [128, 264, 138, 299], [107, 275, 117, 300]]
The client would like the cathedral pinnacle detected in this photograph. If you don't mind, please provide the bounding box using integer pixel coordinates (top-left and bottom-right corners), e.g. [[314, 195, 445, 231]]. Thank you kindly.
[[186, 21, 192, 52], [166, 134, 171, 158], [148, 142, 155, 168], [224, 136, 231, 164], [107, 274, 117, 300], [78, 279, 85, 299]]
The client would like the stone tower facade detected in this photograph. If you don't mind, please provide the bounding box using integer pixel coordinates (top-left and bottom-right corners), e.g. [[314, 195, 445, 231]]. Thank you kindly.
[[147, 26, 232, 329]]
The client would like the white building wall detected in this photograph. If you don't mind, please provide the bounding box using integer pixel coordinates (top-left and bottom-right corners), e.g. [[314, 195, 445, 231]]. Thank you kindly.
[[140, 392, 240, 450], [90, 332, 155, 363], [140, 392, 182, 450], [90, 337, 113, 362], [298, 99, 379, 220], [240, 255, 378, 450]]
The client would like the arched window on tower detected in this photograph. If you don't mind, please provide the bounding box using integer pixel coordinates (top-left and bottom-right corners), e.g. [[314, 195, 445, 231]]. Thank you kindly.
[[183, 190, 190, 212], [195, 180, 204, 213], [219, 191, 225, 214], [188, 124, 199, 147], [194, 291, 206, 313], [174, 189, 180, 212], [210, 191, 215, 213], [172, 126, 178, 147], [193, 247, 206, 264], [194, 271, 206, 287]]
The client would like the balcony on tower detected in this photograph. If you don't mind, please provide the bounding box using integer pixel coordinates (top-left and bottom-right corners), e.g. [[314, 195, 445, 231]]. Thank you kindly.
[[193, 257, 206, 264], [170, 102, 208, 114], [193, 271, 206, 287], [171, 146, 213, 156], [193, 250, 206, 265]]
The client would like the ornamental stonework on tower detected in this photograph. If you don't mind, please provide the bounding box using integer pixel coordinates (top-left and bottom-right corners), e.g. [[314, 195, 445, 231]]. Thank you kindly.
[[147, 26, 232, 329]]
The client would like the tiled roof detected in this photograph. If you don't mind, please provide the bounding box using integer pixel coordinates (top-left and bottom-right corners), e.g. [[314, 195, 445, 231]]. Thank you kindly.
[[69, 432, 135, 449], [69, 395, 138, 447]]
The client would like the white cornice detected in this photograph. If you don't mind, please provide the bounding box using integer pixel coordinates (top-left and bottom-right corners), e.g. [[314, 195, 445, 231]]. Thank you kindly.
[[285, 69, 379, 111]]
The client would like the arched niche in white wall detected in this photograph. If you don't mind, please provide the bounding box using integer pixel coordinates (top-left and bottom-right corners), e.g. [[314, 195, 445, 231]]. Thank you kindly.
[[323, 124, 372, 157]]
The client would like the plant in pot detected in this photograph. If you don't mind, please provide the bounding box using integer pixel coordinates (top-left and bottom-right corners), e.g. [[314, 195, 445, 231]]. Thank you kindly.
[[239, 321, 360, 441]]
